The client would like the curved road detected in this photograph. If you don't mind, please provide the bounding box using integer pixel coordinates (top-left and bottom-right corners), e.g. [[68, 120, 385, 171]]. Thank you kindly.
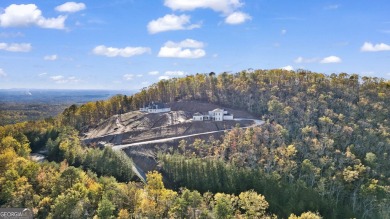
[[112, 119, 264, 151]]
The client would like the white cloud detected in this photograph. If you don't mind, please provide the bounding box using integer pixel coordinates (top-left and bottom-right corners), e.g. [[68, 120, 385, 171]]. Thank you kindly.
[[158, 39, 206, 59], [0, 32, 24, 38], [38, 72, 47, 77], [281, 29, 287, 35], [55, 2, 86, 13], [67, 76, 78, 81], [361, 42, 390, 52], [294, 56, 318, 63], [50, 75, 64, 80], [294, 57, 304, 63], [123, 74, 134, 80], [281, 65, 294, 71], [0, 68, 6, 77], [225, 11, 251, 25], [164, 0, 243, 14], [148, 71, 159, 75], [159, 75, 170, 80], [136, 74, 143, 77], [0, 4, 66, 29], [44, 54, 58, 61], [324, 4, 340, 10], [0, 43, 31, 52], [147, 14, 200, 34], [50, 75, 79, 83], [165, 71, 186, 76], [93, 45, 151, 57], [320, 56, 342, 64], [166, 39, 204, 48], [158, 46, 205, 59]]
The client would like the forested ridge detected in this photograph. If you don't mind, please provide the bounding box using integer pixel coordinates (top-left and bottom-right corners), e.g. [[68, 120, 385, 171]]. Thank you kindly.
[[1, 69, 389, 218]]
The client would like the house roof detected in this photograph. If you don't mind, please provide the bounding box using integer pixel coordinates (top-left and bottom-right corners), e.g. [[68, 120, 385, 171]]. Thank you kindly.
[[212, 108, 224, 112], [193, 112, 203, 116]]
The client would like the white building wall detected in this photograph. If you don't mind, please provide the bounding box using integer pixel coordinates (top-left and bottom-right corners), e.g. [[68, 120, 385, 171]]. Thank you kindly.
[[193, 116, 203, 121], [223, 115, 234, 120], [147, 108, 171, 113], [215, 112, 223, 121]]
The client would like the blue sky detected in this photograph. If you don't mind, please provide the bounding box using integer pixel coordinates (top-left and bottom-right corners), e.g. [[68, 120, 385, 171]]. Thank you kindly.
[[0, 0, 389, 90]]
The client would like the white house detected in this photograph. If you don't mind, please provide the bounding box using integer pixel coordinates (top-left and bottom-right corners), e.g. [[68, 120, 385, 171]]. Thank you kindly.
[[140, 102, 171, 113], [193, 112, 204, 121], [193, 108, 234, 121], [209, 108, 224, 121]]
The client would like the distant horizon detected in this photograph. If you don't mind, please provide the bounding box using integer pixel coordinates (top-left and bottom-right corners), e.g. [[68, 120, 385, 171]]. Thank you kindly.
[[0, 88, 139, 91], [1, 68, 389, 91]]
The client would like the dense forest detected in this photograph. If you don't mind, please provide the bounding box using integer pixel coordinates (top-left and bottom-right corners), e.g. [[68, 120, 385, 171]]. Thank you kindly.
[[0, 103, 69, 126], [1, 69, 389, 218]]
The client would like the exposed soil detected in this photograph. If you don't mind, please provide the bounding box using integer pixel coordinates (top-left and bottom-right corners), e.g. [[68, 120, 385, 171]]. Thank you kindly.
[[82, 101, 254, 146]]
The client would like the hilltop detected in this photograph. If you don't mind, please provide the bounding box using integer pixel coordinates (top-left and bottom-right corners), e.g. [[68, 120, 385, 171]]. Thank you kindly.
[[83, 101, 255, 146]]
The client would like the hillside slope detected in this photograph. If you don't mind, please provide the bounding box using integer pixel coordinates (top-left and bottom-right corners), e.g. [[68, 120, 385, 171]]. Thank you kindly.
[[83, 102, 254, 145]]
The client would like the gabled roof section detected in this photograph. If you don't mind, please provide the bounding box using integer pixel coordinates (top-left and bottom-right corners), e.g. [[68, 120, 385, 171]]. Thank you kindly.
[[212, 108, 224, 112]]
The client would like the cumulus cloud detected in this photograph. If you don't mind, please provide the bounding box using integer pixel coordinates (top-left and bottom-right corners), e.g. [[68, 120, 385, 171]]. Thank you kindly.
[[281, 65, 294, 71], [148, 71, 159, 75], [294, 56, 318, 63], [166, 39, 205, 48], [165, 71, 186, 76], [320, 56, 342, 64], [50, 75, 79, 83], [147, 14, 200, 34], [0, 43, 31, 52], [0, 4, 66, 29], [158, 39, 206, 59], [123, 74, 134, 80], [93, 45, 151, 57], [164, 0, 249, 25], [361, 42, 390, 52], [44, 54, 58, 61], [225, 11, 251, 24], [164, 0, 243, 14], [0, 68, 6, 77], [55, 2, 86, 13], [159, 75, 170, 80]]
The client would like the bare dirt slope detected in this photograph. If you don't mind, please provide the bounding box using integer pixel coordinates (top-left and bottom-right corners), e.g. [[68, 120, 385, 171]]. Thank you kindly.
[[82, 101, 254, 145], [167, 101, 256, 119]]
